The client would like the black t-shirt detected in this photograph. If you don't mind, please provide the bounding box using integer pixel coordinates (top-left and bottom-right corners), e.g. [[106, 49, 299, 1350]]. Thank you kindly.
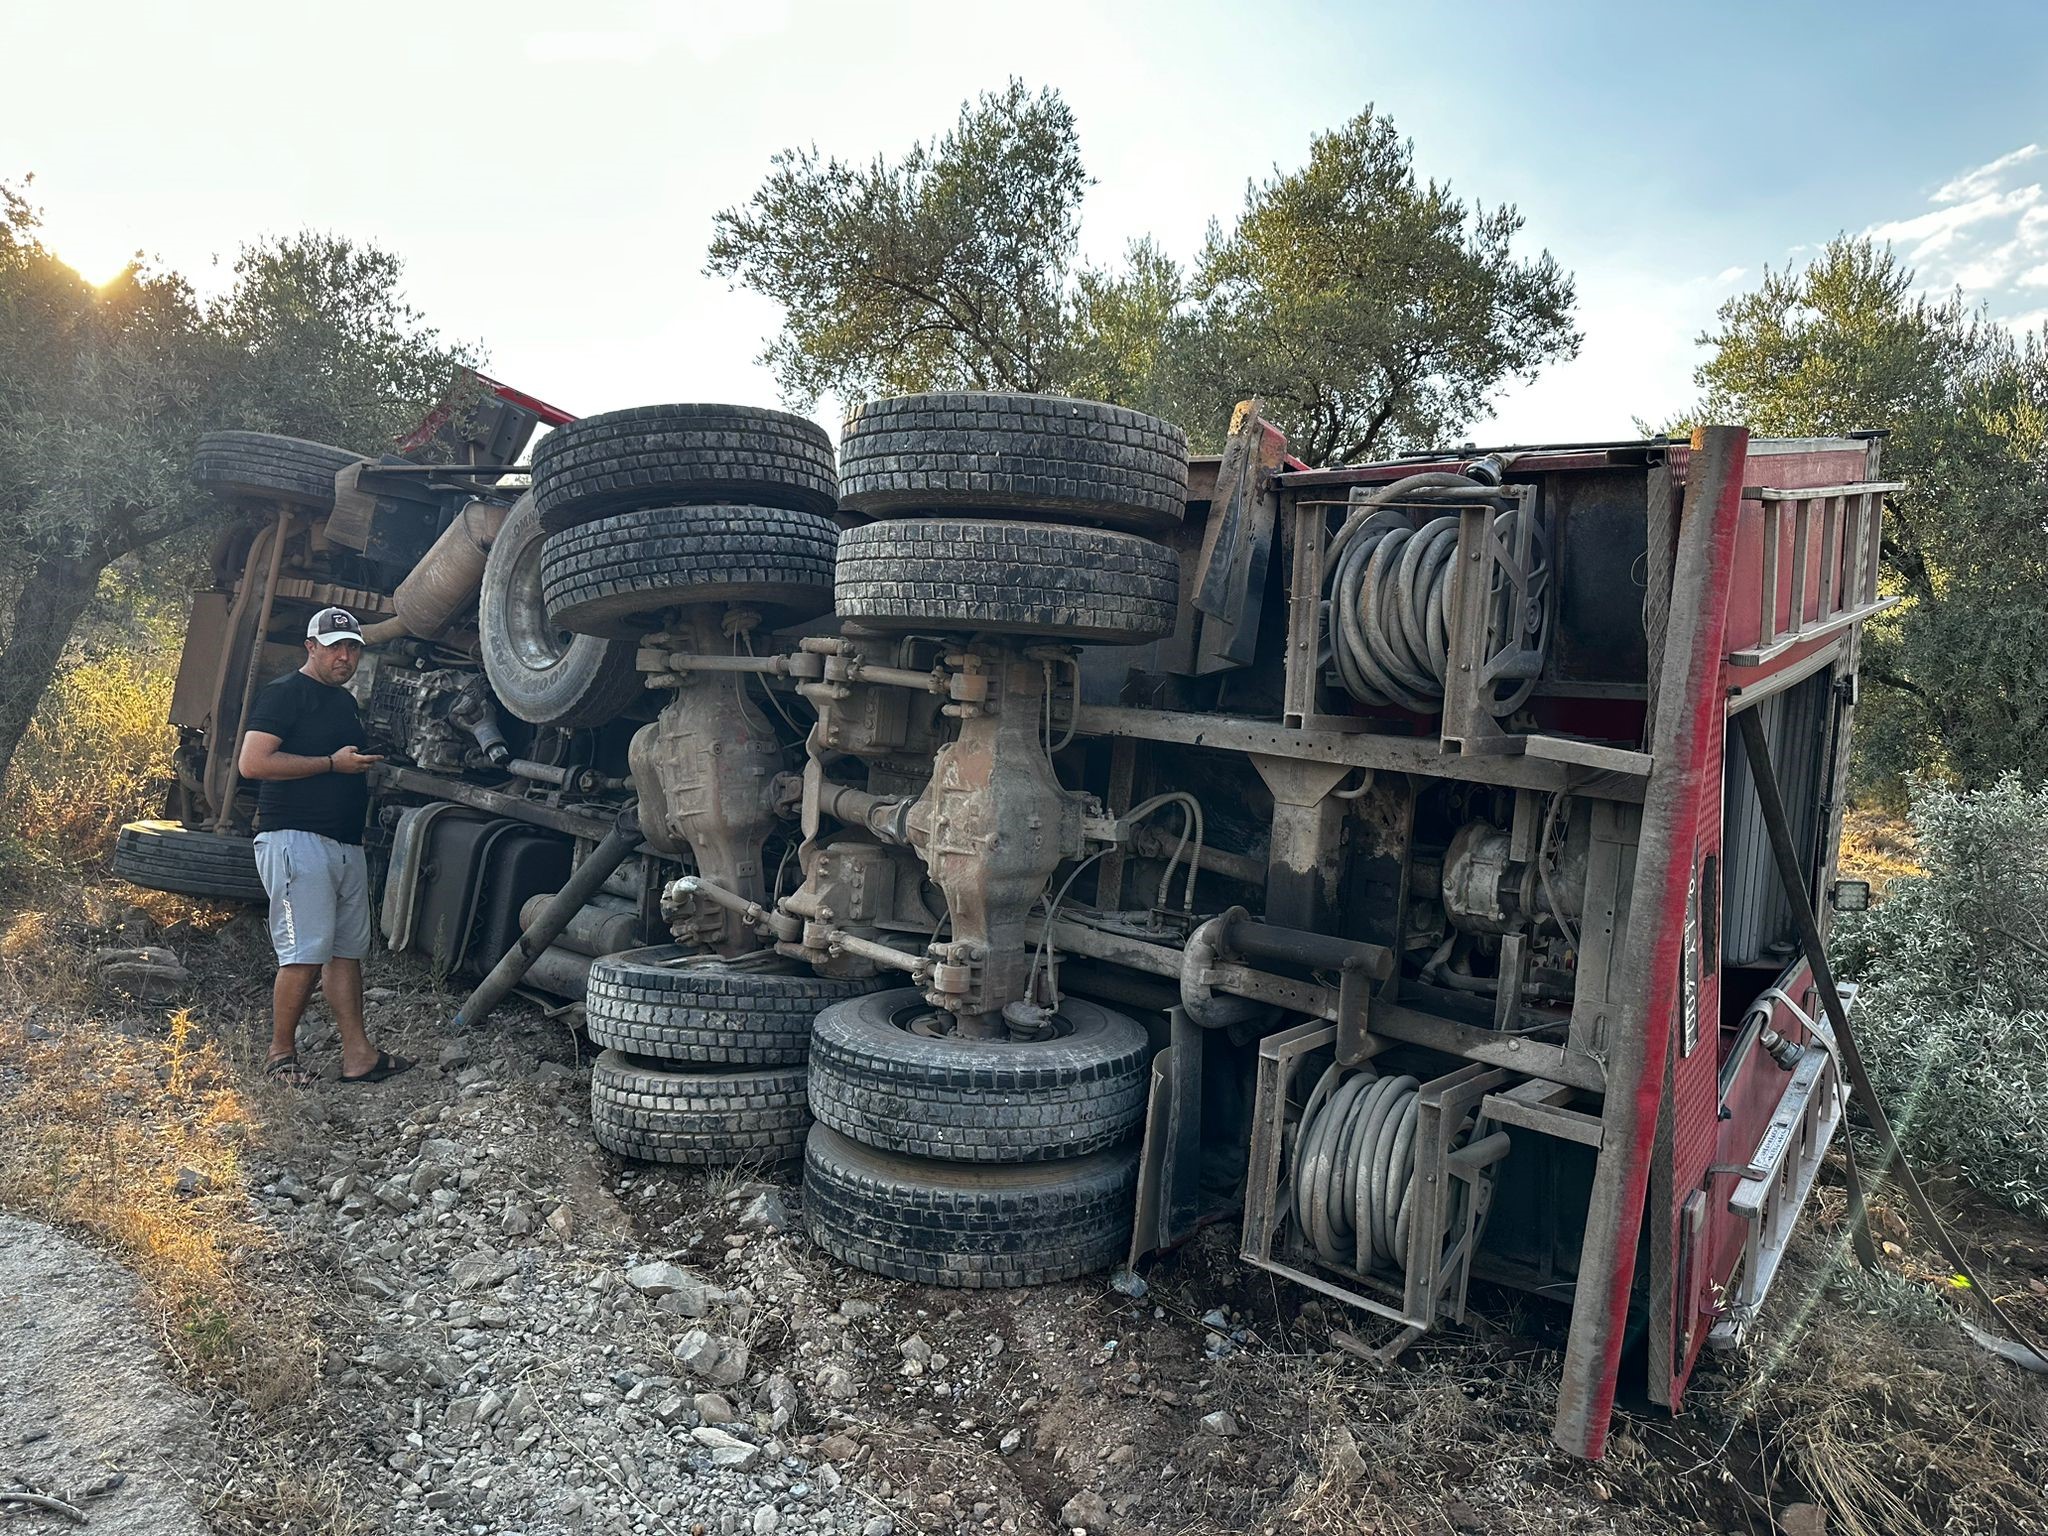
[[244, 670, 371, 844]]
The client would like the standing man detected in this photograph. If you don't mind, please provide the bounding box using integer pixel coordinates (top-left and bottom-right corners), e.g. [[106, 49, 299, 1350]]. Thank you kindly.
[[238, 607, 413, 1085]]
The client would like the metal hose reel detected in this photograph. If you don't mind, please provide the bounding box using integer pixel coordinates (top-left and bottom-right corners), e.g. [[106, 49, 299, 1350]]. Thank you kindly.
[[1286, 1060, 1509, 1281], [1324, 471, 1552, 716]]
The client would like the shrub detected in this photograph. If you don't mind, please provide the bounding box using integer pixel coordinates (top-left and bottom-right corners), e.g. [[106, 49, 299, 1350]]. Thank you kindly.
[[1832, 774, 2048, 1216], [0, 594, 180, 873]]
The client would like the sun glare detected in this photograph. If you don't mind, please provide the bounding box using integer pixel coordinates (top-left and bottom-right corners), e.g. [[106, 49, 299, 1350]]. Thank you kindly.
[[51, 238, 140, 288]]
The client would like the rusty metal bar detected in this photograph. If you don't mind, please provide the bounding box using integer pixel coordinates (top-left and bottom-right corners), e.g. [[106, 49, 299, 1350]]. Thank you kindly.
[[374, 763, 618, 841], [214, 506, 292, 832], [1072, 704, 1649, 803], [453, 808, 640, 1027]]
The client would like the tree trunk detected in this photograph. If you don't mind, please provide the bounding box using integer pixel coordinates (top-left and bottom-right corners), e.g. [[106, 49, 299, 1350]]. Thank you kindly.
[[0, 549, 108, 793]]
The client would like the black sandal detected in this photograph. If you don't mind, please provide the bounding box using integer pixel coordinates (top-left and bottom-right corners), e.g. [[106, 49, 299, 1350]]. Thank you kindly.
[[342, 1051, 416, 1085], [265, 1054, 314, 1088]]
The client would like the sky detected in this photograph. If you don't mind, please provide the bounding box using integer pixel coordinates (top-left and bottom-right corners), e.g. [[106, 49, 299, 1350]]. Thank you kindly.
[[4, 0, 2046, 448]]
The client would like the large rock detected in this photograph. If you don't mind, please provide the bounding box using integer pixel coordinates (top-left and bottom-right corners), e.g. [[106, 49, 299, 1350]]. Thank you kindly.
[[1059, 1491, 1112, 1532], [675, 1329, 749, 1388], [693, 1392, 736, 1425], [451, 1250, 514, 1291], [690, 1426, 760, 1471], [737, 1192, 788, 1232], [624, 1261, 693, 1297]]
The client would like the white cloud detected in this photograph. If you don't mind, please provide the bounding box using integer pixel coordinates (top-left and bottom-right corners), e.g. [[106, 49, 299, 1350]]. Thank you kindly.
[[1861, 145, 2048, 333], [1866, 185, 2039, 261], [1714, 265, 1747, 284], [1932, 144, 2041, 204]]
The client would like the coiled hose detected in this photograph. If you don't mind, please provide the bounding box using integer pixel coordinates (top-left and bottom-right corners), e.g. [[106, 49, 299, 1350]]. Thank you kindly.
[[1289, 1063, 1472, 1275], [1324, 472, 1549, 715]]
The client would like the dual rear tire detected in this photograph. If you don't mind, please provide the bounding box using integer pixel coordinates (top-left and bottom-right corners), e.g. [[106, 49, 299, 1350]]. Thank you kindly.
[[833, 392, 1188, 647], [800, 987, 1149, 1289], [530, 404, 842, 641], [584, 951, 876, 1169]]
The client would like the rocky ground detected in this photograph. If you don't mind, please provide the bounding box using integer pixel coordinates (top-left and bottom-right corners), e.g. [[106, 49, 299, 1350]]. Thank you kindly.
[[3, 893, 2045, 1536]]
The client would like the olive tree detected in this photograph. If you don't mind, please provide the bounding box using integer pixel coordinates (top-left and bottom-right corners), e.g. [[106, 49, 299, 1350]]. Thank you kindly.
[[1695, 237, 2048, 794], [706, 79, 1086, 408], [1178, 109, 1580, 464], [0, 183, 474, 792], [708, 92, 1580, 467]]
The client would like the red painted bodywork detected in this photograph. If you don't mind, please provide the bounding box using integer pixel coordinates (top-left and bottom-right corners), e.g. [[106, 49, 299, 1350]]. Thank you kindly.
[[396, 369, 577, 455], [1665, 441, 1868, 1400], [1278, 434, 1878, 1439]]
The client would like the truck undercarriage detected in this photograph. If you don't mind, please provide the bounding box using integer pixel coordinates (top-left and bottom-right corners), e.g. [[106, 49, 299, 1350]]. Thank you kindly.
[[123, 380, 1897, 1458]]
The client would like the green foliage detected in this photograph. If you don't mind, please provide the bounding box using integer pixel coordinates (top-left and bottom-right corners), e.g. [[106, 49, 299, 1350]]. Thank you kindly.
[[0, 174, 477, 789], [1054, 238, 1187, 418], [209, 231, 474, 450], [1832, 775, 2048, 1216], [1695, 237, 2048, 795], [705, 80, 1086, 408], [1183, 108, 1580, 464], [0, 179, 475, 583], [708, 93, 1580, 463]]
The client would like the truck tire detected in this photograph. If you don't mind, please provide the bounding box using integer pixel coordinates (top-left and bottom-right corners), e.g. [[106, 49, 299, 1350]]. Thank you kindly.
[[533, 404, 838, 533], [111, 821, 266, 903], [589, 1051, 810, 1166], [540, 505, 839, 637], [834, 519, 1178, 644], [584, 950, 881, 1066], [837, 392, 1188, 535], [191, 432, 362, 511], [803, 1125, 1136, 1288], [808, 988, 1150, 1161], [479, 493, 645, 728]]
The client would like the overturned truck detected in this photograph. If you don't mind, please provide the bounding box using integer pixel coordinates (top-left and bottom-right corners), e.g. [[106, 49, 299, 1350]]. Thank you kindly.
[[125, 384, 1895, 1457]]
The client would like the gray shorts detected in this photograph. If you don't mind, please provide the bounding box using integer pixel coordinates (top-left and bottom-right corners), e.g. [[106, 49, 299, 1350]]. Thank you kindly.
[[253, 831, 372, 966]]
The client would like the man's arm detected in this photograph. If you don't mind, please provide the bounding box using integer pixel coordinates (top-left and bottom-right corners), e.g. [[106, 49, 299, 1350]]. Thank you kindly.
[[239, 731, 382, 780]]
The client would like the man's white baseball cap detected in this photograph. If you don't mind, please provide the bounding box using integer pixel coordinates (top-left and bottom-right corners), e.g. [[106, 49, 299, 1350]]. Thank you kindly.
[[307, 607, 365, 647]]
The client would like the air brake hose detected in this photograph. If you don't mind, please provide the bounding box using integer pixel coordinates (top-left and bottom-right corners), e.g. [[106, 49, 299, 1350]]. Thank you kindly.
[[1734, 709, 2046, 1370]]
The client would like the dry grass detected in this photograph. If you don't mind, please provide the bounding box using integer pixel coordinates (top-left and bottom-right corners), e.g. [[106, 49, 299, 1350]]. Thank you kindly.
[[1838, 802, 1923, 896], [0, 997, 300, 1392], [1, 629, 181, 874], [0, 871, 370, 1535], [1708, 1253, 2048, 1536]]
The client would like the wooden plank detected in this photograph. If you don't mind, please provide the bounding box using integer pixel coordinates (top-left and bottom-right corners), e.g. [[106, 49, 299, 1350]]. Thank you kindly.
[[1282, 501, 1327, 728], [1439, 504, 1499, 751]]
